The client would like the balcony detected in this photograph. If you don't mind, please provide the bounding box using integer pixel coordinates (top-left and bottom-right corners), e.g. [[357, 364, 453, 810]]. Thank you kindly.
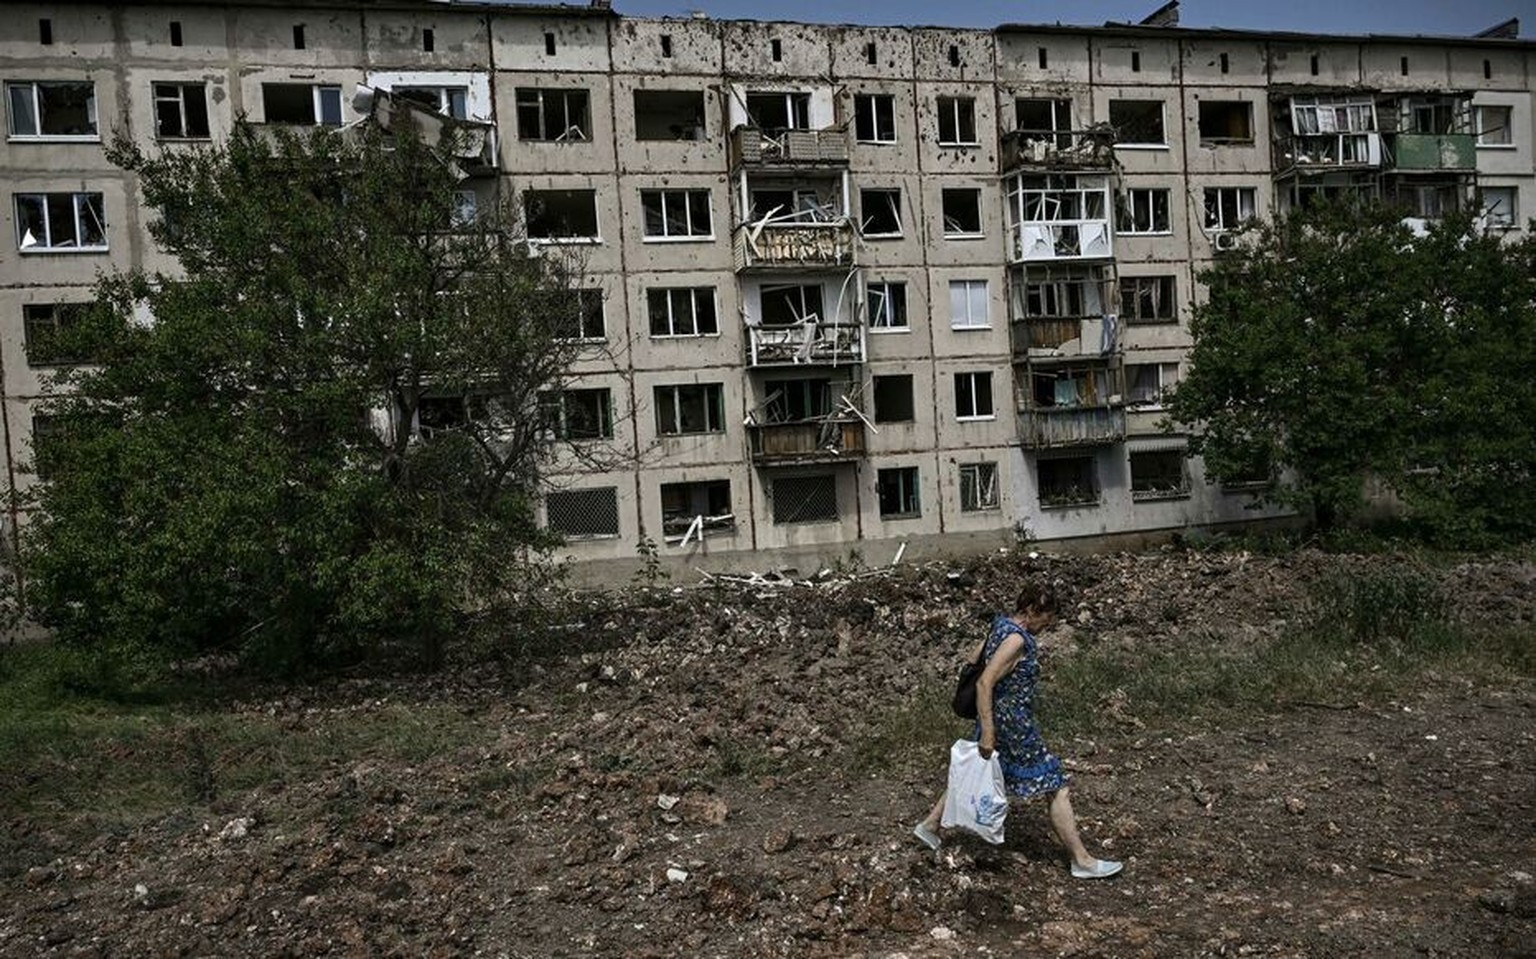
[[748, 320, 864, 367], [1272, 132, 1383, 174], [1000, 126, 1116, 172], [1012, 316, 1117, 358], [747, 418, 867, 465], [1019, 406, 1126, 449], [731, 126, 849, 168], [1004, 175, 1113, 263], [1387, 133, 1476, 172], [733, 221, 855, 271]]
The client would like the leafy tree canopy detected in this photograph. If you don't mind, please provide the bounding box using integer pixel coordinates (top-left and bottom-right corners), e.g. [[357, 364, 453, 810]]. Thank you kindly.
[[1168, 202, 1536, 542]]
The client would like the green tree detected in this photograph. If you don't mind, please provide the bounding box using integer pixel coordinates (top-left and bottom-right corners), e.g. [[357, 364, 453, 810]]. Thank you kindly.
[[1168, 202, 1536, 541], [24, 113, 602, 672]]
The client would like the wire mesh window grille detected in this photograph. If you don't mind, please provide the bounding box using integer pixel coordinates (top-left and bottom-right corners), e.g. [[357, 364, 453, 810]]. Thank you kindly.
[[771, 474, 838, 524], [545, 487, 620, 538]]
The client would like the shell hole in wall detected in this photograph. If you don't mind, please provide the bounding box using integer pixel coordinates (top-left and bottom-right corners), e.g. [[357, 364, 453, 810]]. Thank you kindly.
[[170, 21, 183, 47], [423, 28, 434, 52], [39, 18, 52, 45]]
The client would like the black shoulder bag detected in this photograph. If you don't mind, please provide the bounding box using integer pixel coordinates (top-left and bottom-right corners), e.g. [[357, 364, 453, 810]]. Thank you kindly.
[[951, 648, 987, 720]]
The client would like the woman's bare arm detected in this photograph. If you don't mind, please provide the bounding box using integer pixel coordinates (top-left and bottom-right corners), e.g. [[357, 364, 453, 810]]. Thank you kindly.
[[976, 634, 1023, 758]]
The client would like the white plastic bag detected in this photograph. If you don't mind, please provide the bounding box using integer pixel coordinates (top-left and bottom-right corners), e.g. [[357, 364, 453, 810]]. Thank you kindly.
[[940, 738, 1008, 844]]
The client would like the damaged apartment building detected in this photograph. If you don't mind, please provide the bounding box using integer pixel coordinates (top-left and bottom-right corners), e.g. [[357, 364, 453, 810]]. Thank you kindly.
[[1, 1, 1532, 577]]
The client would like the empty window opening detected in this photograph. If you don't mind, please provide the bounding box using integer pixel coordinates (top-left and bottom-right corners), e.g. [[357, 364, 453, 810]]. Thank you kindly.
[[6, 81, 98, 137], [763, 377, 833, 423], [1131, 50, 1141, 72], [1117, 189, 1171, 234], [758, 284, 824, 328], [1310, 54, 1320, 76], [1203, 187, 1256, 232], [39, 19, 52, 45], [1038, 47, 1049, 69], [948, 44, 960, 67], [633, 89, 704, 140], [15, 192, 107, 250], [538, 388, 614, 440], [865, 41, 877, 65], [545, 32, 557, 56], [954, 371, 994, 420], [1400, 56, 1409, 76], [877, 467, 921, 518], [936, 95, 977, 145], [648, 287, 719, 336], [867, 280, 908, 330], [170, 21, 183, 46], [1038, 456, 1098, 508], [873, 375, 915, 422], [960, 462, 1000, 512], [1127, 362, 1179, 406], [153, 82, 210, 139], [422, 28, 434, 52], [745, 91, 810, 133], [771, 38, 783, 62], [941, 188, 982, 236], [394, 85, 469, 120], [261, 83, 342, 126], [1198, 100, 1254, 144], [854, 93, 896, 143], [661, 480, 734, 540], [551, 288, 606, 341], [545, 487, 619, 539], [1219, 53, 1229, 73], [23, 303, 91, 367], [660, 34, 673, 58], [748, 185, 833, 223], [949, 279, 989, 329], [292, 24, 305, 50], [1120, 275, 1177, 322], [655, 383, 726, 435], [641, 189, 712, 238], [524, 189, 600, 240], [1404, 97, 1456, 135], [516, 87, 590, 141], [859, 188, 902, 235], [1130, 449, 1189, 499], [1015, 97, 1072, 149], [1108, 99, 1164, 144], [771, 474, 837, 524]]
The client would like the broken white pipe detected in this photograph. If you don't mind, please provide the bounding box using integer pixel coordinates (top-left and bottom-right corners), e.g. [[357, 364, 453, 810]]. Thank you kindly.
[[679, 514, 705, 549], [892, 542, 907, 566]]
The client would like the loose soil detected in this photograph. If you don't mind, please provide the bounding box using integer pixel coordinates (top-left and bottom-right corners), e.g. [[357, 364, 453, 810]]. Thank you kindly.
[[2, 548, 1533, 958]]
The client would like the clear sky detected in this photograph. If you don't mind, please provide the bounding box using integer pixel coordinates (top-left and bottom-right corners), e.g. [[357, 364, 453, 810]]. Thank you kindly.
[[591, 0, 1533, 38]]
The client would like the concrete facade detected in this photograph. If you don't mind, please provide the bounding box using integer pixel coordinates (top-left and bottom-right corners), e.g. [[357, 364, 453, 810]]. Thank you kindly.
[[2, 1, 1533, 579]]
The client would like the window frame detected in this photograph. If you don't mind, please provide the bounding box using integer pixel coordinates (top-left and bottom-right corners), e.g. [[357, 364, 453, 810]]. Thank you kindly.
[[514, 87, 591, 142], [935, 95, 978, 147], [876, 466, 922, 519], [948, 279, 990, 330], [394, 85, 470, 120], [1474, 105, 1513, 147], [22, 302, 91, 367], [523, 189, 601, 243], [940, 188, 984, 238], [5, 81, 98, 140], [1108, 99, 1167, 147], [1120, 275, 1178, 324], [1479, 186, 1518, 229], [1037, 455, 1100, 509], [867, 280, 909, 332], [1196, 100, 1255, 146], [538, 387, 615, 441], [640, 189, 714, 241], [1126, 361, 1180, 408], [854, 93, 897, 144], [953, 370, 995, 421], [152, 82, 211, 140], [553, 288, 607, 342], [1130, 449, 1191, 501], [859, 187, 903, 237], [260, 83, 343, 127], [1203, 186, 1257, 233], [654, 382, 726, 436], [1117, 188, 1172, 235], [14, 192, 108, 252], [647, 287, 720, 338], [770, 473, 839, 525], [959, 461, 1000, 513]]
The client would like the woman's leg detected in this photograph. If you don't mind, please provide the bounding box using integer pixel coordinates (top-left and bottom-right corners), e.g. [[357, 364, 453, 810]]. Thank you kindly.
[[922, 790, 946, 829], [1047, 787, 1096, 869], [913, 789, 946, 849]]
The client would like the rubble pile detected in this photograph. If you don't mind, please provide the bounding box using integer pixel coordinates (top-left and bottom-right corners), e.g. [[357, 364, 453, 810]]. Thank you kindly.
[[2, 547, 1532, 957]]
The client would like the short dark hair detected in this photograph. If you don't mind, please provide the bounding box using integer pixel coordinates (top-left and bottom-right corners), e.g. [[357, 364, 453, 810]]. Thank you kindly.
[[1015, 582, 1059, 615]]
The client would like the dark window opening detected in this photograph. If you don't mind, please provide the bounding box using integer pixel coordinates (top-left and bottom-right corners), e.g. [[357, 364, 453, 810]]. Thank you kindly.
[[23, 303, 92, 367], [866, 42, 877, 64], [633, 89, 705, 141], [745, 91, 810, 133], [1219, 52, 1229, 74], [867, 281, 908, 329], [854, 93, 896, 142], [1015, 98, 1072, 148], [545, 32, 557, 56], [872, 375, 915, 423], [524, 189, 599, 240], [661, 480, 733, 538], [1109, 99, 1164, 144], [1038, 456, 1098, 508], [771, 38, 783, 62], [261, 83, 342, 126], [948, 44, 960, 67], [877, 467, 921, 518], [1198, 100, 1253, 144], [954, 371, 994, 419], [959, 462, 999, 512], [516, 87, 590, 141], [936, 95, 977, 144], [39, 19, 52, 45], [1038, 47, 1049, 69], [647, 287, 719, 337], [1484, 59, 1492, 79], [170, 21, 183, 46], [6, 81, 98, 137], [1117, 189, 1171, 233], [764, 377, 832, 423], [545, 487, 619, 539], [655, 383, 726, 435], [860, 188, 902, 235], [642, 189, 712, 238], [1031, 368, 1107, 408], [1120, 275, 1177, 323], [1310, 54, 1320, 76], [661, 34, 673, 58], [771, 474, 838, 524], [153, 83, 210, 139], [1131, 450, 1188, 499], [538, 388, 614, 440], [423, 28, 434, 52], [292, 24, 305, 50], [1400, 56, 1409, 76], [759, 284, 824, 328], [1131, 51, 1141, 72], [552, 288, 606, 340], [941, 188, 982, 235]]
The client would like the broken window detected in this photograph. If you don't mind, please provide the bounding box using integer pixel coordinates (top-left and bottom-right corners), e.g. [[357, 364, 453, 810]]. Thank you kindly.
[[1038, 456, 1098, 508], [647, 287, 718, 337], [660, 480, 734, 540], [1126, 361, 1179, 405], [941, 188, 982, 236], [877, 467, 921, 518], [873, 375, 915, 423], [1015, 98, 1071, 145], [152, 82, 210, 139], [633, 89, 705, 141], [949, 279, 989, 329], [1130, 449, 1189, 499], [261, 83, 342, 126], [15, 192, 107, 250], [395, 85, 469, 120], [1120, 276, 1177, 323], [524, 189, 599, 240], [1108, 99, 1164, 145], [545, 487, 620, 539], [759, 284, 824, 327], [1197, 101, 1253, 144], [867, 281, 908, 330], [859, 188, 902, 236], [1475, 105, 1512, 146], [1480, 186, 1517, 229], [771, 474, 837, 524], [1203, 187, 1256, 232], [1289, 97, 1375, 135], [1403, 97, 1456, 135], [1117, 188, 1170, 234], [641, 189, 712, 238], [654, 383, 725, 435], [954, 371, 994, 420], [1031, 368, 1107, 408], [6, 81, 96, 137], [1396, 182, 1462, 219], [552, 288, 605, 341], [1025, 278, 1088, 319], [749, 187, 825, 222], [959, 462, 1000, 512], [515, 88, 590, 141], [936, 96, 977, 146], [745, 91, 810, 134], [22, 303, 91, 367], [854, 93, 896, 143], [538, 387, 614, 440], [764, 378, 831, 422]]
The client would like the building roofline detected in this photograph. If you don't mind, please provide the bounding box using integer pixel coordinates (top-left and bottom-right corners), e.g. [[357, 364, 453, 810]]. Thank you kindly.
[[44, 0, 616, 16], [994, 20, 1536, 50]]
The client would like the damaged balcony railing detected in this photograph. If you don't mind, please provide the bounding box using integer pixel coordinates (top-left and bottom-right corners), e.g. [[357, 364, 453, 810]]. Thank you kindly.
[[1012, 315, 1118, 357], [1000, 126, 1116, 171], [1385, 133, 1477, 172], [731, 126, 850, 167], [734, 220, 855, 270], [1272, 131, 1383, 172], [747, 417, 867, 464], [1019, 406, 1127, 449], [748, 319, 864, 367]]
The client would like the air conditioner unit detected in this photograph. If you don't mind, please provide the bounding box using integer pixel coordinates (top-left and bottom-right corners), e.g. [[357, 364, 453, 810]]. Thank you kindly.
[[1213, 231, 1239, 251]]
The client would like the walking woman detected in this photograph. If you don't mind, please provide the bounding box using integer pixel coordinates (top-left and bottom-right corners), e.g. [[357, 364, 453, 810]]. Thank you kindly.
[[913, 582, 1122, 879]]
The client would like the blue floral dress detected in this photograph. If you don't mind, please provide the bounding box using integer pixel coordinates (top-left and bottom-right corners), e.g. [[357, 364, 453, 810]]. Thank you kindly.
[[974, 616, 1069, 799]]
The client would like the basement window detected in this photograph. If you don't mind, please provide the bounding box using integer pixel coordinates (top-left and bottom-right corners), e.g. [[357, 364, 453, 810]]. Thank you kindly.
[[873, 375, 915, 422], [772, 474, 838, 524], [153, 82, 210, 139], [1130, 449, 1190, 500], [1038, 456, 1098, 508], [1198, 101, 1254, 145], [633, 89, 705, 141], [661, 480, 734, 541], [6, 81, 97, 138], [877, 467, 921, 519], [516, 88, 590, 141], [261, 83, 342, 126], [524, 189, 600, 241], [545, 487, 620, 539], [1108, 99, 1164, 145]]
